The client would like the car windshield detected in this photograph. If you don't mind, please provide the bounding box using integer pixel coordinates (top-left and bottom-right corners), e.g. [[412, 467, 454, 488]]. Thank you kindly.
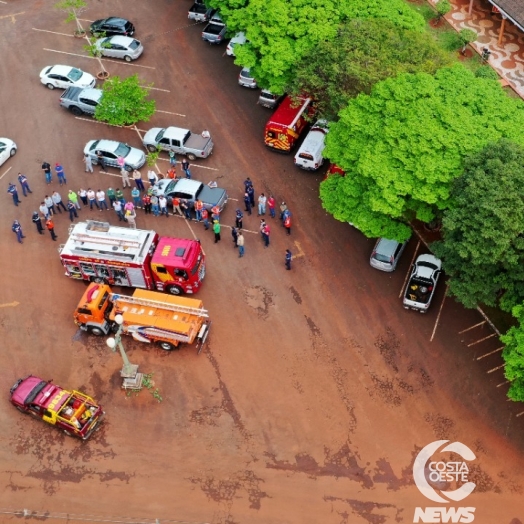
[[298, 153, 314, 160], [67, 68, 83, 81], [165, 180, 177, 193], [114, 143, 131, 157], [129, 40, 140, 50], [89, 140, 100, 151], [191, 255, 201, 276], [374, 253, 392, 264], [25, 381, 47, 404], [155, 129, 165, 142], [240, 70, 251, 78]]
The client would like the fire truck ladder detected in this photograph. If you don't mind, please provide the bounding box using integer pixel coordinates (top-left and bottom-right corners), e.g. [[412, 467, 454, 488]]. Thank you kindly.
[[68, 226, 142, 249], [111, 294, 209, 318]]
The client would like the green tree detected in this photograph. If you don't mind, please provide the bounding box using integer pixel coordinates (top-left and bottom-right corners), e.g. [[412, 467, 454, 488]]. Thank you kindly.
[[435, 0, 452, 21], [94, 75, 156, 126], [432, 140, 524, 311], [287, 18, 452, 119], [321, 65, 524, 241], [54, 0, 87, 35], [459, 28, 477, 54], [226, 0, 425, 94], [501, 306, 524, 402]]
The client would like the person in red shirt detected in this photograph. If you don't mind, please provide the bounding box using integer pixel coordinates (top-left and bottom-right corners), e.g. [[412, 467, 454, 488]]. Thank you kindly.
[[46, 218, 57, 241], [268, 195, 276, 218]]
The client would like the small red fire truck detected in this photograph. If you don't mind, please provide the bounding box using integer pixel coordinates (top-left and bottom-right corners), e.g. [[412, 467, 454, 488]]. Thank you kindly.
[[10, 375, 104, 440], [264, 95, 314, 153], [59, 221, 206, 295]]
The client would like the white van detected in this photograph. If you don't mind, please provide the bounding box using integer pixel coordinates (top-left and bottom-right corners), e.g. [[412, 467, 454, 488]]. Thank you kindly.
[[293, 120, 329, 170]]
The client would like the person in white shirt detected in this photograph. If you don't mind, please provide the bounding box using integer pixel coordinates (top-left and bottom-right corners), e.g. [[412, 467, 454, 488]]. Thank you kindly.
[[96, 189, 108, 211], [87, 188, 98, 210], [159, 195, 169, 217]]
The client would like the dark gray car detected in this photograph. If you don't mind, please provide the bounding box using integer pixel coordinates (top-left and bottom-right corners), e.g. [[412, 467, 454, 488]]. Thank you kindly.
[[59, 87, 102, 116]]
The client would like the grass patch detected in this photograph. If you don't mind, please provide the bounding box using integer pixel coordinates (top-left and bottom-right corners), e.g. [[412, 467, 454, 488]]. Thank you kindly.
[[435, 29, 463, 52], [409, 3, 437, 23]]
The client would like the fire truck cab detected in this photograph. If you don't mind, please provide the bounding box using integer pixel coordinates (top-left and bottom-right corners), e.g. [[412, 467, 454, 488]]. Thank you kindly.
[[59, 221, 206, 295], [75, 283, 211, 352], [10, 375, 104, 440], [264, 95, 314, 153]]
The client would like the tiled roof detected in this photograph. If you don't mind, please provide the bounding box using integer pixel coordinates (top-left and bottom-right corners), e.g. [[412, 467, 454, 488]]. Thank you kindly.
[[490, 0, 524, 30]]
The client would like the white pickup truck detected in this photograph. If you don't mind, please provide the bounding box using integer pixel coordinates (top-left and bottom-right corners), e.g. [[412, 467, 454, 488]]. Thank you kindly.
[[403, 254, 442, 313], [142, 127, 214, 160]]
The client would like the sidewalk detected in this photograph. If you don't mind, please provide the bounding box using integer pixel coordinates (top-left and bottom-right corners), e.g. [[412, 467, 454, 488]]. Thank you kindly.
[[429, 0, 524, 98]]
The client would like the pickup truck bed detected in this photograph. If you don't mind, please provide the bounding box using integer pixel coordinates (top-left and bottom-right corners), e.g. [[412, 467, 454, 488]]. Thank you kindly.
[[202, 14, 226, 44], [185, 134, 209, 151]]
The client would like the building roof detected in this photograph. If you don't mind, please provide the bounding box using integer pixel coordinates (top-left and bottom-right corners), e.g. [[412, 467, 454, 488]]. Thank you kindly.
[[489, 0, 524, 32]]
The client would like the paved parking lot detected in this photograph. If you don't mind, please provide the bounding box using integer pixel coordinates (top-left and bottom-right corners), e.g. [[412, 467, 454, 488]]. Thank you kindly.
[[1, 1, 524, 523]]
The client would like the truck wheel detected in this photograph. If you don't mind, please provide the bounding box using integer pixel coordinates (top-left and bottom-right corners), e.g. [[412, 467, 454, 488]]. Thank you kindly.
[[91, 277, 108, 284], [147, 145, 158, 153], [70, 106, 83, 116], [89, 326, 105, 336], [166, 285, 183, 296], [159, 341, 177, 351], [187, 153, 196, 161]]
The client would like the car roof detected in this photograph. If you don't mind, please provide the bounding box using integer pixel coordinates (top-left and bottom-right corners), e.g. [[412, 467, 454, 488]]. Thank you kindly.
[[95, 139, 123, 152], [80, 88, 103, 101], [103, 17, 128, 25], [375, 238, 401, 257], [230, 32, 246, 43], [108, 35, 135, 45], [47, 65, 75, 75], [163, 127, 190, 140], [173, 179, 201, 192]]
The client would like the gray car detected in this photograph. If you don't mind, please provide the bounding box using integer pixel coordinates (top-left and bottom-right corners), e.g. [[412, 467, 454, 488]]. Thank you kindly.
[[84, 139, 145, 171], [370, 237, 409, 272], [95, 35, 143, 62], [60, 87, 102, 116], [238, 67, 257, 89]]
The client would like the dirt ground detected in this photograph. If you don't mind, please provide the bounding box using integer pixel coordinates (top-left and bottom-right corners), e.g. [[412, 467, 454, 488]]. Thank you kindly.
[[0, 1, 523, 523]]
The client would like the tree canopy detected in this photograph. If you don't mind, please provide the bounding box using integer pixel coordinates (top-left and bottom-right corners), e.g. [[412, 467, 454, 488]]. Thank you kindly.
[[320, 65, 524, 241], [432, 140, 524, 311], [218, 0, 425, 94], [287, 18, 452, 119], [94, 75, 155, 126], [501, 306, 524, 402]]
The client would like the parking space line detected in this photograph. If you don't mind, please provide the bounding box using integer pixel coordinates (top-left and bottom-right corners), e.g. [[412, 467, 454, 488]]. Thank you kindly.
[[497, 380, 510, 387], [154, 156, 219, 172], [0, 2, 8, 4], [467, 333, 497, 347], [293, 241, 305, 259], [43, 48, 156, 69], [0, 166, 12, 181], [399, 240, 420, 299], [459, 320, 486, 334], [33, 27, 74, 37], [516, 411, 524, 417], [0, 11, 25, 20], [477, 346, 503, 360], [430, 283, 448, 342], [75, 116, 124, 128], [155, 110, 187, 117], [487, 363, 505, 374], [144, 86, 170, 93]]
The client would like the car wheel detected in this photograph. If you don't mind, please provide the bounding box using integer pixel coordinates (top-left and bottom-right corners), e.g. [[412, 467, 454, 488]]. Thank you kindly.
[[70, 106, 83, 117], [124, 55, 132, 62], [46, 83, 55, 90], [147, 145, 158, 153], [159, 341, 177, 351], [187, 153, 196, 161], [166, 285, 183, 296], [16, 406, 27, 414], [125, 165, 133, 172], [9, 148, 16, 157], [89, 326, 105, 336]]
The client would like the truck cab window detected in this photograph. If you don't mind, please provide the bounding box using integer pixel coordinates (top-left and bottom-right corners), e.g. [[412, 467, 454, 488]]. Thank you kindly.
[[156, 266, 167, 274], [174, 269, 188, 280], [77, 308, 91, 315]]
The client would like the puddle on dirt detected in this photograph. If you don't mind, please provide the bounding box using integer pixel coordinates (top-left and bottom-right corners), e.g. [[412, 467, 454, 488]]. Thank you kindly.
[[323, 495, 402, 524], [424, 413, 457, 440], [244, 286, 274, 319], [289, 286, 302, 304]]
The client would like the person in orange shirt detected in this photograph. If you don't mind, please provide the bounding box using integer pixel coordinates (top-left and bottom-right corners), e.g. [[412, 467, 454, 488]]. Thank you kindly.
[[172, 197, 182, 216], [46, 218, 57, 241], [166, 167, 176, 179], [211, 205, 220, 222], [194, 199, 204, 221]]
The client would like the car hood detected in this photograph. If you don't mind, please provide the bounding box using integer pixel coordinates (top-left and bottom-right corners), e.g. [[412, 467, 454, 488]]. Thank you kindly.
[[143, 128, 163, 144], [152, 178, 172, 196], [125, 148, 145, 166], [78, 71, 96, 87], [0, 138, 16, 149]]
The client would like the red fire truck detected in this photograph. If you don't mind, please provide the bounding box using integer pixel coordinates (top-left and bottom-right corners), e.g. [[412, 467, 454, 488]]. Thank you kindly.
[[264, 95, 314, 153], [59, 221, 206, 295]]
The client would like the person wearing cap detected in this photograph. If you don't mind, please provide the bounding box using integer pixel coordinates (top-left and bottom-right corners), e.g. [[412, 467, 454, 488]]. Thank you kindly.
[[7, 183, 21, 206], [32, 212, 44, 235], [285, 249, 292, 270], [12, 220, 25, 244], [67, 200, 78, 222], [235, 209, 243, 229], [213, 220, 221, 243], [55, 163, 67, 186], [96, 151, 107, 172]]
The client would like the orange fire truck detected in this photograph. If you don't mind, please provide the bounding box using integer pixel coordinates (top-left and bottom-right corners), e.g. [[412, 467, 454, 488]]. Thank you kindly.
[[264, 95, 314, 153], [74, 283, 211, 352], [59, 221, 205, 295]]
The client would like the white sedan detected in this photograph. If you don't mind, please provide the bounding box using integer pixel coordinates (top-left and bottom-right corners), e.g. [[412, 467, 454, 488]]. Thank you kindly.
[[226, 32, 247, 57], [0, 138, 17, 167], [40, 65, 96, 90]]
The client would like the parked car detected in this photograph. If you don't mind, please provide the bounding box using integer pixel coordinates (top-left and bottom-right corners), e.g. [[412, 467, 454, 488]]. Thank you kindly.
[[257, 90, 285, 109], [59, 87, 103, 116], [153, 178, 228, 212], [143, 126, 214, 160], [39, 65, 96, 90], [226, 31, 247, 57], [188, 2, 216, 22], [83, 139, 146, 171], [201, 13, 227, 44], [238, 67, 257, 89], [90, 17, 135, 36], [0, 138, 17, 167], [403, 254, 442, 313], [94, 36, 143, 62], [370, 237, 409, 272], [293, 120, 329, 170]]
